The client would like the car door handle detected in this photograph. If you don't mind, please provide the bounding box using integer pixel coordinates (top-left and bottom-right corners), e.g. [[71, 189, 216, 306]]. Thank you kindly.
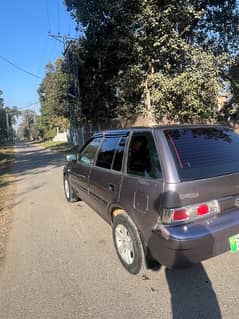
[[108, 183, 115, 192]]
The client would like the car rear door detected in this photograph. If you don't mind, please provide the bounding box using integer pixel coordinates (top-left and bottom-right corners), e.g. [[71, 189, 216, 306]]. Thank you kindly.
[[119, 130, 164, 241], [89, 134, 128, 222]]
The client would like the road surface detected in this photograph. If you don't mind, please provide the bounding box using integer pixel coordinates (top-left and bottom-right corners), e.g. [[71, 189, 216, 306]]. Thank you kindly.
[[0, 143, 239, 319]]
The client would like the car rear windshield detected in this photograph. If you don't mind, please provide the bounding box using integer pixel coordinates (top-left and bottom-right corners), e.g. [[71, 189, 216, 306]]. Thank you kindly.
[[164, 127, 239, 181]]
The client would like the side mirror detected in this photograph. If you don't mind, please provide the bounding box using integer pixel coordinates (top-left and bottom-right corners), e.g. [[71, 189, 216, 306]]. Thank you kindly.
[[65, 154, 77, 162]]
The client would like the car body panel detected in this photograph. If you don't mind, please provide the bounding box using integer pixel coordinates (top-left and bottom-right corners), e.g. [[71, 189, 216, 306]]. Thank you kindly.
[[70, 161, 91, 202], [120, 175, 164, 242], [149, 206, 239, 267], [162, 172, 239, 209], [89, 166, 123, 223]]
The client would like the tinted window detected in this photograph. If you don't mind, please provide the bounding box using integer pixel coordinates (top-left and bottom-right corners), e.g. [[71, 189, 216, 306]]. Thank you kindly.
[[79, 138, 101, 165], [127, 132, 162, 179], [165, 127, 239, 180], [112, 136, 127, 171], [96, 137, 120, 169]]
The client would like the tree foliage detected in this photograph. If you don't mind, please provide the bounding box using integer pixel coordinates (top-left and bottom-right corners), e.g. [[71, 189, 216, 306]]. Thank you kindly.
[[17, 110, 40, 140], [0, 90, 4, 109], [219, 56, 239, 122], [230, 57, 239, 104], [62, 0, 239, 124], [38, 58, 70, 139], [0, 91, 19, 142]]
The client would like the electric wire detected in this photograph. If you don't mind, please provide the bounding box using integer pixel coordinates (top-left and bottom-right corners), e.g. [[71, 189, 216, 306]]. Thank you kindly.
[[45, 0, 51, 33], [56, 0, 61, 35], [18, 102, 40, 110], [0, 55, 42, 79]]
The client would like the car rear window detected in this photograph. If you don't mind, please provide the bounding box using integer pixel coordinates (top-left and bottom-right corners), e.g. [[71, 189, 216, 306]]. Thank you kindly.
[[164, 127, 239, 181], [112, 136, 127, 171]]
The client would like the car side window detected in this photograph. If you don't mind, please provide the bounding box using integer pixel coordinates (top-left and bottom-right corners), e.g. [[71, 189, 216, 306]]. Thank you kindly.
[[96, 136, 120, 169], [78, 137, 102, 165], [127, 132, 162, 179], [112, 136, 127, 172]]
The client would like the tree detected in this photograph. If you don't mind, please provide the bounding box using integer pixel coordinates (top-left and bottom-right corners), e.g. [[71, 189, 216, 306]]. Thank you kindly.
[[229, 56, 239, 105], [64, 0, 238, 124], [0, 90, 19, 142], [17, 110, 40, 140], [38, 58, 70, 139], [219, 55, 239, 123], [0, 90, 4, 109]]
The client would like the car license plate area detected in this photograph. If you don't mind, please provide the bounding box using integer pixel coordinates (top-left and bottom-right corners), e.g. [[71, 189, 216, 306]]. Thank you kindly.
[[229, 234, 239, 253]]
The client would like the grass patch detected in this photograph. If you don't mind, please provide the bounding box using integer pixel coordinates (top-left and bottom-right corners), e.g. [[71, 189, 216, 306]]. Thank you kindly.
[[0, 145, 15, 266], [0, 144, 15, 199], [0, 145, 15, 189], [0, 145, 15, 167]]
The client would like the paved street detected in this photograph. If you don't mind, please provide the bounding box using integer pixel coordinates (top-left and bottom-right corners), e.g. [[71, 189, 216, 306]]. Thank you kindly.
[[1, 143, 239, 319]]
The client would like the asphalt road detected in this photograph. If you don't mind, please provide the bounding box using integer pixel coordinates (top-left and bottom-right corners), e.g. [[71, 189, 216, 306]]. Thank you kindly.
[[1, 143, 239, 319]]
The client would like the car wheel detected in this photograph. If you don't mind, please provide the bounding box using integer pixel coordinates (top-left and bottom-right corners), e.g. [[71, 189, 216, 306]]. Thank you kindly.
[[112, 213, 146, 275], [64, 175, 79, 202]]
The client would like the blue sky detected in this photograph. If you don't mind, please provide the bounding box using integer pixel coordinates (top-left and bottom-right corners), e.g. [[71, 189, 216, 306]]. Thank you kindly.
[[0, 0, 78, 113]]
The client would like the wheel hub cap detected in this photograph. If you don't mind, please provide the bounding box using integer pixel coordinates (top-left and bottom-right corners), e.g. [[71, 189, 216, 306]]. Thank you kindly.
[[115, 224, 134, 265], [64, 179, 70, 198]]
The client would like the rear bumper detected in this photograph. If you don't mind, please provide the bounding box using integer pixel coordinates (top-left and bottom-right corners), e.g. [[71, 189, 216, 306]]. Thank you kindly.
[[148, 208, 239, 268]]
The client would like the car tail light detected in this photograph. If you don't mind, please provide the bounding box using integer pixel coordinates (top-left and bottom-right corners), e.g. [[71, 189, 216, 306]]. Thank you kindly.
[[197, 204, 209, 216], [162, 200, 220, 224], [172, 209, 189, 221]]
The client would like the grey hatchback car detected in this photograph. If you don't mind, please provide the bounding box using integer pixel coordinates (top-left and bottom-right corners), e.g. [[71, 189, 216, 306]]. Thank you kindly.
[[63, 125, 239, 274]]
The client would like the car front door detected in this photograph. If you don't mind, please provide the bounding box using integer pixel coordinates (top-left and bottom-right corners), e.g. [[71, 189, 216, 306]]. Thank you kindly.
[[70, 137, 102, 202]]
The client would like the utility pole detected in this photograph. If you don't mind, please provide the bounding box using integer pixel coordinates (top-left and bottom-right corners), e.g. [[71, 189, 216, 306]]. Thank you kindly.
[[5, 108, 9, 140], [5, 108, 17, 142], [48, 33, 77, 52], [49, 33, 83, 146]]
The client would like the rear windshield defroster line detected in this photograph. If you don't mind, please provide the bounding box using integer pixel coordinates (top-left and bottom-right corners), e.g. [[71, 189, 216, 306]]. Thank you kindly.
[[167, 133, 184, 169]]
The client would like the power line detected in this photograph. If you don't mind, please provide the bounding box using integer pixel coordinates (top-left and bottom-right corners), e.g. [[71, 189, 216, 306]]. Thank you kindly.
[[56, 0, 61, 35], [18, 102, 40, 110], [1, 102, 40, 112], [0, 55, 42, 79], [45, 0, 51, 33]]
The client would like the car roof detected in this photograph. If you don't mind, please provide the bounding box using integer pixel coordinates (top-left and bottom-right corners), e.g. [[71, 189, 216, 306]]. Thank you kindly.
[[93, 124, 230, 137]]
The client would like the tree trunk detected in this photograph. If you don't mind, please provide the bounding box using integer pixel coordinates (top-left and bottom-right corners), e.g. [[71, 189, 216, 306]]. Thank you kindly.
[[145, 74, 156, 126]]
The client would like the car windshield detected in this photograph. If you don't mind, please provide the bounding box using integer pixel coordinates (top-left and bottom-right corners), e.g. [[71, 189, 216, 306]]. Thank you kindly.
[[164, 127, 239, 181]]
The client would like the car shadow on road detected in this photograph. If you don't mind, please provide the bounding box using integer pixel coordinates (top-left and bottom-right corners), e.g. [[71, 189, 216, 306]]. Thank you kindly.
[[147, 224, 222, 318], [165, 263, 221, 319]]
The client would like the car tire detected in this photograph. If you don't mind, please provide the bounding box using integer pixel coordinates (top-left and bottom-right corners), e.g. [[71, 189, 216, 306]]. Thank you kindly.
[[64, 175, 79, 202], [112, 213, 146, 275]]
